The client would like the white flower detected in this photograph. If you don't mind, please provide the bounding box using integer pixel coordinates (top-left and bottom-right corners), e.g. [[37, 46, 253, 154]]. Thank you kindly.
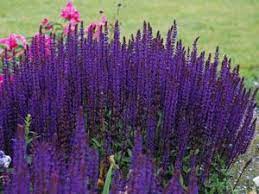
[[0, 150, 11, 168], [253, 176, 259, 187]]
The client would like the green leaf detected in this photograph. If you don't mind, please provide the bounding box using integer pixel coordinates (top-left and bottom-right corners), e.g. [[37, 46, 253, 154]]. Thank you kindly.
[[51, 22, 63, 27], [0, 45, 6, 49], [26, 138, 33, 145], [179, 173, 187, 190], [102, 165, 113, 194], [127, 149, 132, 157], [24, 114, 32, 146], [54, 26, 64, 31], [92, 138, 102, 148]]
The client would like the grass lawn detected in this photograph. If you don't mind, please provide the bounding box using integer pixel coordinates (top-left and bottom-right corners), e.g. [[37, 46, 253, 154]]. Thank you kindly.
[[0, 0, 258, 89]]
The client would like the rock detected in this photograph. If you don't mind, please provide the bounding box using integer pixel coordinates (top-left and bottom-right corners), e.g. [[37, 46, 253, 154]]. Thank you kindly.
[[253, 176, 259, 187]]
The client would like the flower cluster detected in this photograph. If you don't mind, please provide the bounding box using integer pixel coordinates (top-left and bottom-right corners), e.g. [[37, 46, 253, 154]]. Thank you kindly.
[[60, 1, 82, 35], [0, 1, 108, 60], [0, 34, 26, 51], [0, 34, 27, 60], [0, 16, 257, 194], [60, 2, 81, 23]]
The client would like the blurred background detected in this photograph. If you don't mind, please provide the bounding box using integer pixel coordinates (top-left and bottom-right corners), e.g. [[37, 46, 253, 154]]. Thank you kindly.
[[0, 0, 258, 91]]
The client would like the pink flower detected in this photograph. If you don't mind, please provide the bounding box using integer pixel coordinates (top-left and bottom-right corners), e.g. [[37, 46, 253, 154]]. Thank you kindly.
[[100, 15, 107, 24], [60, 2, 81, 23], [0, 75, 3, 86], [85, 15, 107, 40], [0, 34, 27, 51], [41, 18, 49, 26], [41, 18, 53, 31]]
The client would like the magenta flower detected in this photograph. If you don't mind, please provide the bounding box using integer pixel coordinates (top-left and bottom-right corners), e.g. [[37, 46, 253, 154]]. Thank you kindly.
[[85, 15, 107, 40], [60, 2, 81, 23], [0, 34, 26, 51], [0, 75, 3, 87]]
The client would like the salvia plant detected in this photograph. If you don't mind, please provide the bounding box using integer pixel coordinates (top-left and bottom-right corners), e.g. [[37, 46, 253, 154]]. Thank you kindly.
[[0, 19, 257, 193]]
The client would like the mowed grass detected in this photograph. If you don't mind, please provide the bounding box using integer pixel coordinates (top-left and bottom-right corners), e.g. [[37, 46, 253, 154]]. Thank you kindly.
[[0, 0, 258, 89]]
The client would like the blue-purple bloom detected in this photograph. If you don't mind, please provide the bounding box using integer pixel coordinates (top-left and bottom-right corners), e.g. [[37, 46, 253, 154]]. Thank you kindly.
[[0, 19, 257, 193]]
